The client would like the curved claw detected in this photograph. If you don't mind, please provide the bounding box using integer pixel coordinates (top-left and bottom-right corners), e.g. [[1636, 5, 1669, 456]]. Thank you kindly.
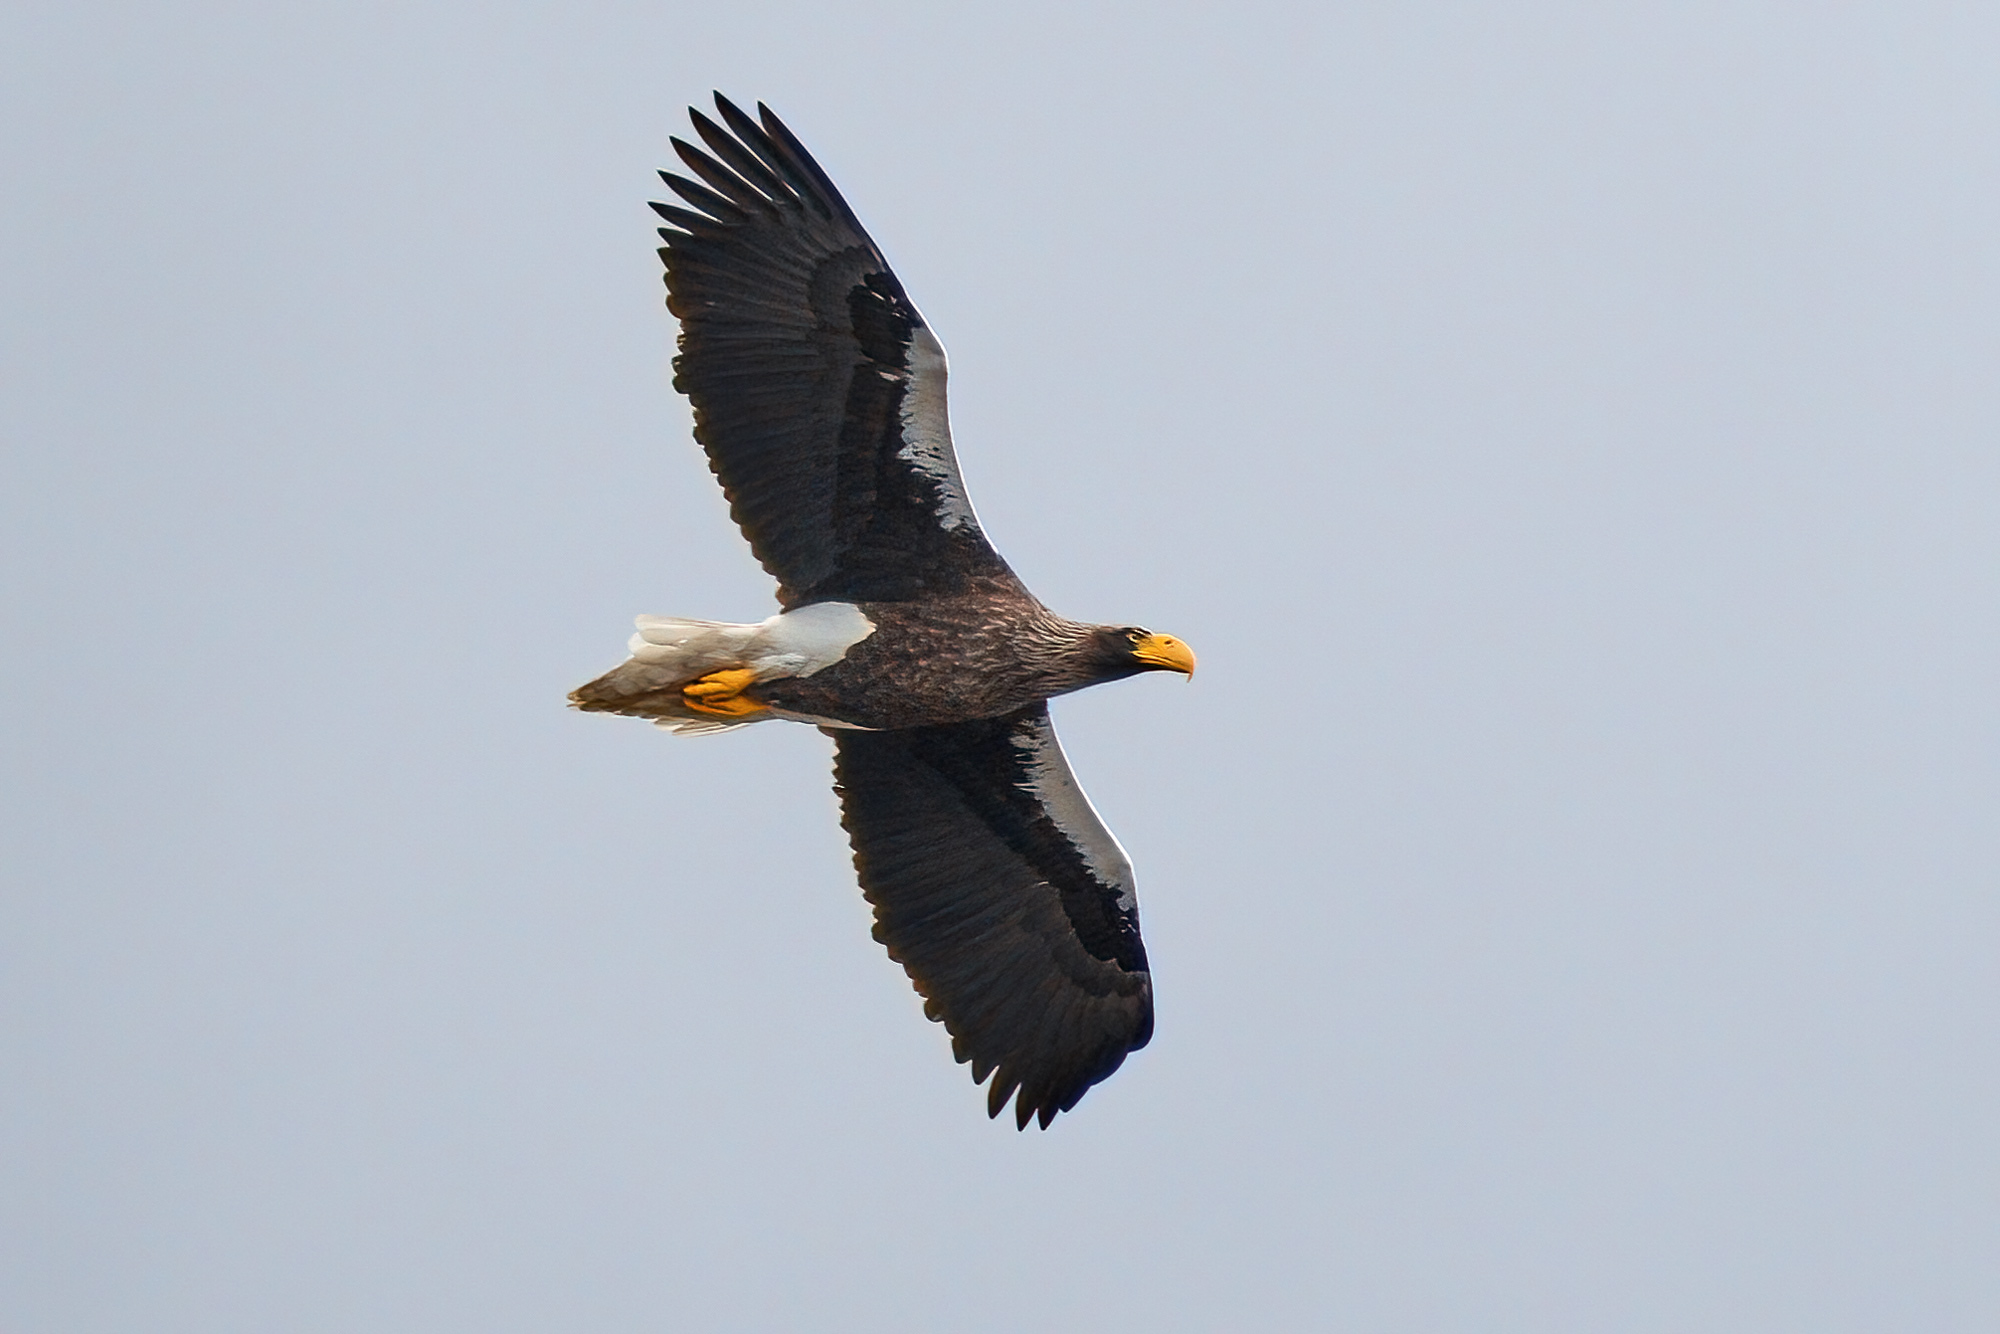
[[682, 667, 768, 718]]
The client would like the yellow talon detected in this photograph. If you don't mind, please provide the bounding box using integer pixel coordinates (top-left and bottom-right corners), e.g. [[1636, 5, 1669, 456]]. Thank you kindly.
[[682, 667, 768, 718]]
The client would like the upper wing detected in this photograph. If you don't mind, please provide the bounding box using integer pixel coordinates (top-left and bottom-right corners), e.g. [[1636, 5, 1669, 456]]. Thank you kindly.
[[655, 95, 1016, 607], [831, 705, 1154, 1129]]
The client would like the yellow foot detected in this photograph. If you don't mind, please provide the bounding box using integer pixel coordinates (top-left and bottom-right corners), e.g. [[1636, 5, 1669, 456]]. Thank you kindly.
[[682, 667, 768, 718]]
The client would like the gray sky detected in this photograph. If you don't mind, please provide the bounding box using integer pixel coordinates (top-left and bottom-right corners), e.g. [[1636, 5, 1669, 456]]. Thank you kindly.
[[5, 2, 1997, 1329]]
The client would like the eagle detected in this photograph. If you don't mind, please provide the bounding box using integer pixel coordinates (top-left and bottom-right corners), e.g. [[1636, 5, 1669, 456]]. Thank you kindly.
[[571, 94, 1195, 1129]]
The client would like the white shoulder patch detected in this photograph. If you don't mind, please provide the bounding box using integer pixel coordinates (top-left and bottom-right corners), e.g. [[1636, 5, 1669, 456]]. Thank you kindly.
[[896, 324, 980, 531], [749, 601, 876, 679]]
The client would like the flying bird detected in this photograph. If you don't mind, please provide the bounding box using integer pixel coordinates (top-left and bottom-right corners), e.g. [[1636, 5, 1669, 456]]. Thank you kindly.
[[572, 94, 1195, 1128]]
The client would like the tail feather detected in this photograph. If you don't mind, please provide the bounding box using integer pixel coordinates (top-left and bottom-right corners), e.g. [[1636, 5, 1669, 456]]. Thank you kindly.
[[569, 615, 770, 736]]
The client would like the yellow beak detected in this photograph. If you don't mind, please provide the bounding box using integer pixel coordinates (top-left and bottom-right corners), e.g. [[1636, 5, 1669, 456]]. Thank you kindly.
[[1131, 632, 1196, 676]]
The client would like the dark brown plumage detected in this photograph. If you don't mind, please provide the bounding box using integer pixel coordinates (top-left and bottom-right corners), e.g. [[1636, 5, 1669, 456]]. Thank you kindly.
[[571, 95, 1193, 1128]]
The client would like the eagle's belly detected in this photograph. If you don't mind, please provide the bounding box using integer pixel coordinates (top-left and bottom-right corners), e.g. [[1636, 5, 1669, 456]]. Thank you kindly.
[[753, 596, 1055, 730]]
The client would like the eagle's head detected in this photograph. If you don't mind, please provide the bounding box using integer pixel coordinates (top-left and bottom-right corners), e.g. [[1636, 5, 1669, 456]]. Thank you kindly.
[[1086, 626, 1197, 682]]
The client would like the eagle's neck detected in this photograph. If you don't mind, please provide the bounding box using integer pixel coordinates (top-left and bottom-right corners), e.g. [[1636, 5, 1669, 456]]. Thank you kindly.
[[1019, 613, 1141, 696]]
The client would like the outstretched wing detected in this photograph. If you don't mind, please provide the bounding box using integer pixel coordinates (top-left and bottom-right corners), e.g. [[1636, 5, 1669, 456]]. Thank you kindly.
[[655, 95, 1015, 607], [831, 705, 1154, 1129]]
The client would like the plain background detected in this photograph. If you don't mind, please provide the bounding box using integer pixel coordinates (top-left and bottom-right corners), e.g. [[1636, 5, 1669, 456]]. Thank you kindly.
[[5, 2, 1997, 1329]]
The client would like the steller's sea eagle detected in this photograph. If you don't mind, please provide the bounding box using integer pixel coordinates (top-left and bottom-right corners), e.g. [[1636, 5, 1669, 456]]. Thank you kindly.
[[571, 94, 1195, 1129]]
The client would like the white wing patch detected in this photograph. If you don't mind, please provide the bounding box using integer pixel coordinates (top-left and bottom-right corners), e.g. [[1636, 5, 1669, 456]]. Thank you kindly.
[[1011, 713, 1137, 909], [752, 600, 877, 678], [896, 324, 980, 531]]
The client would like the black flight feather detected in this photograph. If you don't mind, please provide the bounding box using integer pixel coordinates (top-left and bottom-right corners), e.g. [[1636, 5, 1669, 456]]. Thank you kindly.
[[831, 704, 1153, 1129], [655, 92, 1017, 606]]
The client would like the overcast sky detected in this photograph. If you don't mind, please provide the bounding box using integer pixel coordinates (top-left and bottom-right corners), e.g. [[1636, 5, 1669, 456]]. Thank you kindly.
[[5, 2, 1998, 1330]]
